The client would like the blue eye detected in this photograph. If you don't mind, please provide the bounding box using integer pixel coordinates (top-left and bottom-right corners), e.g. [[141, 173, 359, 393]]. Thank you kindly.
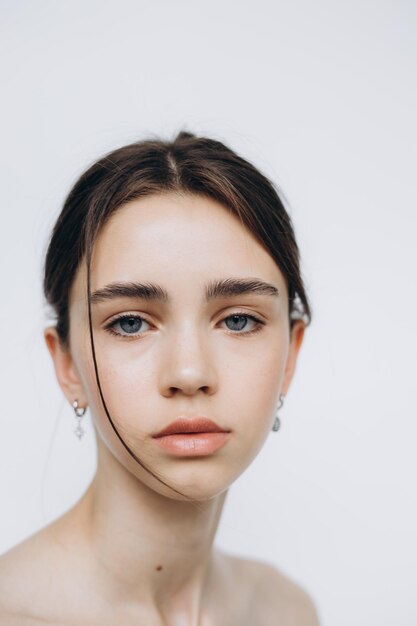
[[119, 317, 142, 334], [106, 315, 149, 337], [223, 313, 263, 334]]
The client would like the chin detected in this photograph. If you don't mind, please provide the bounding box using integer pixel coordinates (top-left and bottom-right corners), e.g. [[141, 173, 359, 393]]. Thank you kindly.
[[145, 466, 235, 502]]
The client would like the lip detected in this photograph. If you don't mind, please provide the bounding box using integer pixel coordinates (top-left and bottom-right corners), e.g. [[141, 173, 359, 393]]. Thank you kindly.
[[152, 432, 231, 456], [153, 417, 230, 438], [152, 417, 232, 457]]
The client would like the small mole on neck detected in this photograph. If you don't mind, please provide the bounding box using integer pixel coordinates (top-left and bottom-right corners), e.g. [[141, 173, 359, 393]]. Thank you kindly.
[[156, 565, 163, 571]]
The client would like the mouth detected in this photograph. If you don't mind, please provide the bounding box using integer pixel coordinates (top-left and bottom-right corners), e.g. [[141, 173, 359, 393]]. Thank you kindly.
[[152, 417, 230, 437], [152, 417, 232, 457]]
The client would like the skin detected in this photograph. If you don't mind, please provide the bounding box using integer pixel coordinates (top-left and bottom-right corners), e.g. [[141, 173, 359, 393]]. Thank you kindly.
[[0, 193, 319, 625]]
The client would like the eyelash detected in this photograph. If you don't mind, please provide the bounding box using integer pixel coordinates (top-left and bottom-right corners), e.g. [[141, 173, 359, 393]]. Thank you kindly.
[[103, 312, 265, 340]]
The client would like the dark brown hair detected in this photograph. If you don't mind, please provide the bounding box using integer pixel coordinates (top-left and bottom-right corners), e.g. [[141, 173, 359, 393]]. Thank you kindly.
[[43, 130, 312, 497]]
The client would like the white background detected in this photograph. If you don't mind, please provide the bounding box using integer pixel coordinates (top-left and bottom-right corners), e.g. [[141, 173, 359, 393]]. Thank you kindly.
[[1, 1, 416, 624]]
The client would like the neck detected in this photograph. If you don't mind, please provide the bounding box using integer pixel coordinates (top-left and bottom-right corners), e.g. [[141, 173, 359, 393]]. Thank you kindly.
[[71, 438, 228, 621]]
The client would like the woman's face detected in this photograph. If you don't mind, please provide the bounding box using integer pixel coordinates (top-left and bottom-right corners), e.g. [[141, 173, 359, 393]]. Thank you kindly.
[[50, 193, 304, 500]]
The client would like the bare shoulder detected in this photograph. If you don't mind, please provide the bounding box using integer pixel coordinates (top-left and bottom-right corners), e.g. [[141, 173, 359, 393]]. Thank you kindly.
[[0, 523, 69, 625], [253, 559, 320, 626], [221, 551, 320, 626]]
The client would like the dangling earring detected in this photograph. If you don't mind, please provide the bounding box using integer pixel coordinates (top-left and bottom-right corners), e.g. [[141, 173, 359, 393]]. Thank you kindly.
[[72, 399, 87, 440], [272, 394, 285, 432]]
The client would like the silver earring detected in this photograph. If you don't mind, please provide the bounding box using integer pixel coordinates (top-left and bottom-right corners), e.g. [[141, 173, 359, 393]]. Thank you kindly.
[[72, 399, 87, 440], [272, 394, 285, 432]]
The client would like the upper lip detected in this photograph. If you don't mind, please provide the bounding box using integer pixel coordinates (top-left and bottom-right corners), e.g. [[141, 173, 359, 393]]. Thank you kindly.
[[153, 417, 230, 438]]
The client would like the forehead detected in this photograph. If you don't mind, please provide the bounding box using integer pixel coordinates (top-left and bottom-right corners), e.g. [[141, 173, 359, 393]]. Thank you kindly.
[[72, 193, 287, 302]]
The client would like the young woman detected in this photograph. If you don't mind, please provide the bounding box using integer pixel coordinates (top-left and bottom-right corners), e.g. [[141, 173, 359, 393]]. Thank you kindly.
[[0, 132, 319, 625]]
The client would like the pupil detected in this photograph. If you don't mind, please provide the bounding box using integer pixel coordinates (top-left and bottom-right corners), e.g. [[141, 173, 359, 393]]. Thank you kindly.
[[120, 317, 141, 333], [227, 315, 246, 331]]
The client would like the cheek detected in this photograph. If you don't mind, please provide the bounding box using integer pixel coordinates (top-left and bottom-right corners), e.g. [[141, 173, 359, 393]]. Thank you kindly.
[[221, 334, 289, 459], [68, 326, 147, 429], [219, 332, 289, 427], [83, 344, 154, 435]]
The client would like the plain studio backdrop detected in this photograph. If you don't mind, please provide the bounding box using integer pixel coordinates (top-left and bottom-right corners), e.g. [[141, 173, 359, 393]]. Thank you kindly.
[[0, 1, 416, 624]]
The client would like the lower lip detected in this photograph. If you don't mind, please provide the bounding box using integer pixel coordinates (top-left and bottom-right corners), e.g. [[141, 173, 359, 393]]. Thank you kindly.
[[152, 432, 231, 456]]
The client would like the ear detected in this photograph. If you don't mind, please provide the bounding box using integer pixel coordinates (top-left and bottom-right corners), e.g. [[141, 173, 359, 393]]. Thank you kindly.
[[44, 326, 88, 409], [281, 320, 306, 396]]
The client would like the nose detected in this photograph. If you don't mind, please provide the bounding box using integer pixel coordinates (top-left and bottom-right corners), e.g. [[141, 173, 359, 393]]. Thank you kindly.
[[158, 324, 218, 398]]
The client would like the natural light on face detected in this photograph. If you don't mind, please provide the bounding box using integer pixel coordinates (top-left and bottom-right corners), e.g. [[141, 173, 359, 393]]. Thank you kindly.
[[68, 193, 292, 499]]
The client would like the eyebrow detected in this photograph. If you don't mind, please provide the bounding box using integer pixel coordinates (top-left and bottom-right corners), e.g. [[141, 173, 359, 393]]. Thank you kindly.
[[90, 277, 280, 304]]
